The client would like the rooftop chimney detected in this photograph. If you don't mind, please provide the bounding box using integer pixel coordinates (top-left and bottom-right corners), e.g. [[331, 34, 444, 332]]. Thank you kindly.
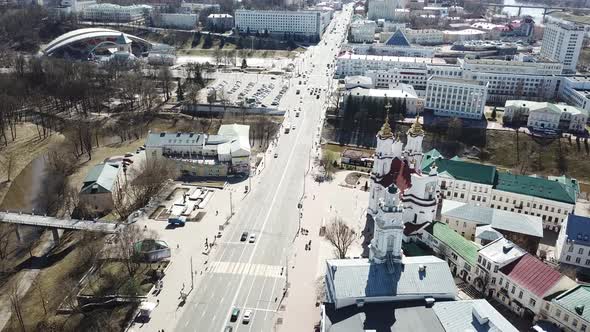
[[472, 303, 489, 325]]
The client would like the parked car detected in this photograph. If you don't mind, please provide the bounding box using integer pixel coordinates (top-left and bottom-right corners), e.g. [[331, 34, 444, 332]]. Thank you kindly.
[[230, 308, 240, 322], [249, 233, 256, 243], [242, 309, 252, 324], [240, 232, 248, 242]]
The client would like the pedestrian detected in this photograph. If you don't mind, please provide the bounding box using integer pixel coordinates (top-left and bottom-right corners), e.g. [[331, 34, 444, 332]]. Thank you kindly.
[[157, 299, 160, 306], [177, 244, 179, 249], [182, 283, 185, 290]]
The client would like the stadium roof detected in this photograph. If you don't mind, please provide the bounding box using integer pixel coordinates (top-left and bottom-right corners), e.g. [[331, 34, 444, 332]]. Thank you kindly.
[[43, 28, 152, 56]]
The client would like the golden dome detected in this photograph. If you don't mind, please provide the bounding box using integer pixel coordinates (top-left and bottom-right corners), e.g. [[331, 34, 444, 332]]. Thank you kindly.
[[408, 116, 424, 137]]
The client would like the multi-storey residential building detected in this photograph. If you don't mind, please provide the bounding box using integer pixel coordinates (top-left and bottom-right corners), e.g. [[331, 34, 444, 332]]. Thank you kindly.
[[422, 221, 480, 282], [540, 22, 585, 74], [504, 100, 588, 133], [349, 20, 377, 43], [425, 77, 488, 119], [547, 285, 590, 332], [145, 124, 250, 177], [365, 68, 429, 96], [422, 156, 578, 231], [367, 0, 406, 20], [335, 53, 444, 77], [440, 200, 543, 253], [555, 214, 590, 269], [234, 9, 329, 40], [82, 4, 151, 22]]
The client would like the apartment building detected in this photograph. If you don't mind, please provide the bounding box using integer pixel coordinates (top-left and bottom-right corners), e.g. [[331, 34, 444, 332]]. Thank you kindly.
[[82, 3, 151, 22], [234, 9, 329, 40], [504, 100, 588, 133], [425, 77, 488, 119], [540, 22, 585, 74], [422, 157, 578, 231], [335, 53, 444, 77], [555, 214, 590, 269], [349, 20, 377, 43]]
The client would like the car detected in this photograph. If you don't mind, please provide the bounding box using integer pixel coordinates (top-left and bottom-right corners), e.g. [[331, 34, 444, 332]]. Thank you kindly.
[[292, 125, 296, 130], [230, 308, 240, 322], [124, 153, 133, 157], [224, 326, 233, 332], [295, 112, 300, 117], [274, 153, 278, 158], [240, 232, 248, 242], [123, 158, 134, 164], [242, 309, 252, 324], [249, 233, 256, 243]]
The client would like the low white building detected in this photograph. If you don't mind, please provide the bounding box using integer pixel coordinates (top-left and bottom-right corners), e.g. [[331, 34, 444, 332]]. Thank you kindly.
[[425, 76, 488, 119], [504, 100, 588, 133], [442, 29, 487, 43], [156, 13, 197, 29], [82, 3, 151, 22], [555, 214, 590, 269], [342, 84, 424, 115], [366, 68, 429, 96], [349, 20, 377, 43], [559, 76, 590, 113]]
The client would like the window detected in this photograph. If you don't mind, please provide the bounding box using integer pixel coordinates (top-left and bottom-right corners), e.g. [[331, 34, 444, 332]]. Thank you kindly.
[[564, 314, 569, 322], [491, 277, 496, 284], [499, 277, 503, 286], [573, 319, 578, 327], [478, 256, 482, 263], [586, 259, 590, 265], [529, 298, 536, 307], [494, 265, 498, 273], [545, 303, 550, 311], [566, 255, 571, 261], [518, 291, 523, 299], [579, 248, 585, 255], [487, 262, 491, 270], [511, 286, 516, 294], [555, 309, 561, 317], [576, 257, 581, 264], [581, 324, 587, 331]]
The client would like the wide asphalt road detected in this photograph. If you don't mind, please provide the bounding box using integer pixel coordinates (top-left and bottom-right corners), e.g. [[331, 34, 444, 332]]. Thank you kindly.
[[175, 6, 353, 332]]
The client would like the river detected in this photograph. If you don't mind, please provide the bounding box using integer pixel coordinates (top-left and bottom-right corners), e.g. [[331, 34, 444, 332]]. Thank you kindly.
[[500, 0, 547, 23]]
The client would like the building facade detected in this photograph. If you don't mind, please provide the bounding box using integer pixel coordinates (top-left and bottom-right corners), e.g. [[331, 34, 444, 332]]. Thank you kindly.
[[82, 4, 151, 22], [234, 9, 327, 40], [504, 100, 588, 133], [342, 85, 424, 115], [349, 20, 377, 43], [156, 13, 197, 29], [425, 77, 488, 119], [335, 53, 444, 77], [547, 285, 590, 332], [559, 76, 590, 113], [555, 214, 590, 269], [367, 0, 407, 21], [403, 28, 444, 45], [207, 14, 234, 32], [540, 22, 585, 74]]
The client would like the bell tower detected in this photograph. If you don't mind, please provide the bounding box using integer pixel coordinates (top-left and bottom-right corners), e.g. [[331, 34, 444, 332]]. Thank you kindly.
[[368, 103, 396, 215], [369, 185, 405, 265]]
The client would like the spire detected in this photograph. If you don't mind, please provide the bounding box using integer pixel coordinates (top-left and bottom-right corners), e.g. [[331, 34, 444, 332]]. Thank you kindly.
[[378, 102, 394, 139], [408, 114, 424, 137]]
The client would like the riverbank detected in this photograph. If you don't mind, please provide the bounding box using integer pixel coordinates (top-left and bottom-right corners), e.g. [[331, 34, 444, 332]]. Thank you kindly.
[[0, 123, 64, 208]]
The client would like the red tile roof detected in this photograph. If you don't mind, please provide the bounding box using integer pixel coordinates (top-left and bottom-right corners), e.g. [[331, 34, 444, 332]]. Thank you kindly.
[[376, 158, 412, 191], [500, 254, 563, 298]]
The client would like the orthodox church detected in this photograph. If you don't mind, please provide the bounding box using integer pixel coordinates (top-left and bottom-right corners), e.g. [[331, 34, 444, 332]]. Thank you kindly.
[[325, 107, 455, 310]]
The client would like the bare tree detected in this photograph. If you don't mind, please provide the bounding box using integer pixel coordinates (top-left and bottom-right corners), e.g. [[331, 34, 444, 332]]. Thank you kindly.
[[321, 150, 337, 180], [113, 158, 179, 221], [324, 217, 357, 259], [32, 277, 47, 315], [0, 151, 15, 182], [114, 224, 146, 277], [9, 281, 25, 332]]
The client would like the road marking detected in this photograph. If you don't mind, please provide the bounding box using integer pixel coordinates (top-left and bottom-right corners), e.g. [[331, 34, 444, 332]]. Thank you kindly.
[[220, 87, 309, 332], [208, 262, 285, 278]]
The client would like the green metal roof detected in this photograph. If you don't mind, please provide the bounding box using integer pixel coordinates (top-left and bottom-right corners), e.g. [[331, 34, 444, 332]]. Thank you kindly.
[[426, 222, 480, 266], [495, 172, 577, 204], [423, 159, 497, 185], [421, 148, 442, 171], [553, 285, 590, 322], [548, 175, 581, 196], [80, 163, 120, 194]]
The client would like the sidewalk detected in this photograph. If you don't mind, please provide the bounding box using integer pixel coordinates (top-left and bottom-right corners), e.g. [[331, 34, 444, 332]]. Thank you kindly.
[[278, 171, 369, 332]]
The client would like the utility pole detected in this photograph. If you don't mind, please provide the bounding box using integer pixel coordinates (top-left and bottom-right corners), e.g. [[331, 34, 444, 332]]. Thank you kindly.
[[230, 191, 233, 216], [190, 256, 194, 289]]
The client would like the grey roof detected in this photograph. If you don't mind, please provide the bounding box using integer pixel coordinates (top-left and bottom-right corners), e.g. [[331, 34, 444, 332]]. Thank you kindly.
[[443, 203, 543, 238], [145, 132, 205, 148], [324, 301, 446, 332], [475, 225, 503, 242], [564, 214, 590, 247], [80, 163, 119, 194], [432, 299, 519, 332], [478, 238, 526, 265], [326, 256, 456, 301]]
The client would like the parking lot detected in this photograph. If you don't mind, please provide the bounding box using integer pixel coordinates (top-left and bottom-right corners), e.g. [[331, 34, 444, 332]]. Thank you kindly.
[[200, 71, 291, 108]]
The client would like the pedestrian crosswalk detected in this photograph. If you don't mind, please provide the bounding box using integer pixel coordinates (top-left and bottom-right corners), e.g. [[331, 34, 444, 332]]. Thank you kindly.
[[207, 261, 285, 278]]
